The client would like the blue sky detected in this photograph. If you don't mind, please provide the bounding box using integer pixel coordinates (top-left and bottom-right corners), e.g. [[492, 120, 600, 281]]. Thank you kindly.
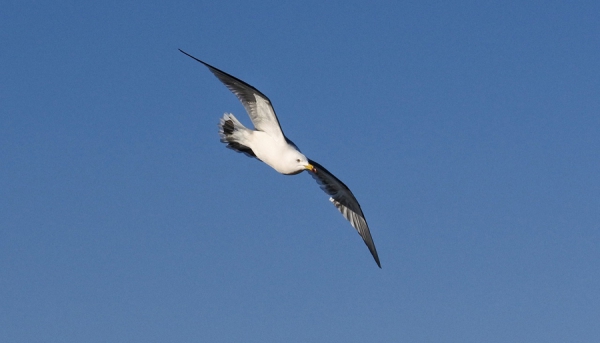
[[2, 1, 599, 342]]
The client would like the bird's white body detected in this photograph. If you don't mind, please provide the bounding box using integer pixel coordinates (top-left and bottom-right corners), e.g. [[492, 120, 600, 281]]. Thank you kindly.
[[218, 112, 309, 175], [250, 132, 306, 175]]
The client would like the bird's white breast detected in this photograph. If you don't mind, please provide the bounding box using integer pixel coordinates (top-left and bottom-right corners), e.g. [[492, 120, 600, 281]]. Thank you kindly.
[[249, 131, 298, 174]]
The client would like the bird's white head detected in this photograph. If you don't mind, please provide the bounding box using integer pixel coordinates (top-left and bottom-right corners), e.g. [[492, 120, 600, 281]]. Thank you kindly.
[[285, 150, 315, 175]]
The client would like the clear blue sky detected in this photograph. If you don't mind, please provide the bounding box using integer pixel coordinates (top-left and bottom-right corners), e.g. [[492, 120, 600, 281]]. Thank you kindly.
[[2, 1, 599, 342]]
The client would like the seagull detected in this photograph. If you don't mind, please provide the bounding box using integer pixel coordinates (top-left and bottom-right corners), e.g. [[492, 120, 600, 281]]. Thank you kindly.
[[180, 49, 381, 268]]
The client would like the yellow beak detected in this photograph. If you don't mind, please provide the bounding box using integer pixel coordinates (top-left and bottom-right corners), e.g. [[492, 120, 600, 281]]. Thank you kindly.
[[305, 164, 315, 172]]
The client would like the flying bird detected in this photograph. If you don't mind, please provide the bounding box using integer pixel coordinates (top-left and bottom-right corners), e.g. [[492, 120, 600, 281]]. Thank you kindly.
[[180, 49, 381, 268]]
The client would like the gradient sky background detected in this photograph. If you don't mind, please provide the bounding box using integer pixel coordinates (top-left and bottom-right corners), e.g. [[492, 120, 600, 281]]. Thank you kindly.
[[2, 1, 599, 342]]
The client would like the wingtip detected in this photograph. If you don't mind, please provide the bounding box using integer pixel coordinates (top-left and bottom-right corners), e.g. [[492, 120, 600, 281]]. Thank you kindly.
[[178, 48, 193, 58], [370, 246, 382, 268], [366, 239, 381, 268], [178, 49, 205, 64]]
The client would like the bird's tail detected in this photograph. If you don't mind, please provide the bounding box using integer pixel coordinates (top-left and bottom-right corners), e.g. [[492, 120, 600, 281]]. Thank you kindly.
[[218, 113, 256, 158]]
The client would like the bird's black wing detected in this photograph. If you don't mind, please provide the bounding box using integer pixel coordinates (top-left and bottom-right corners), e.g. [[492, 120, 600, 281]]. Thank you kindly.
[[179, 49, 286, 142], [307, 159, 381, 268]]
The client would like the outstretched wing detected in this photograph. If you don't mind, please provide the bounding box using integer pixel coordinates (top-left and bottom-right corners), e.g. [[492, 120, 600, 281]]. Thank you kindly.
[[179, 49, 286, 142], [307, 159, 381, 268]]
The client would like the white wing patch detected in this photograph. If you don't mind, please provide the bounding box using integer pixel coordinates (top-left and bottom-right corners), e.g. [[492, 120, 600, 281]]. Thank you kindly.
[[255, 95, 285, 141]]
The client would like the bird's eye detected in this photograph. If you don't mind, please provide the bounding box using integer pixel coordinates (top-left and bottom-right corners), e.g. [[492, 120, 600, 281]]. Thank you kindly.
[[296, 159, 301, 163]]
